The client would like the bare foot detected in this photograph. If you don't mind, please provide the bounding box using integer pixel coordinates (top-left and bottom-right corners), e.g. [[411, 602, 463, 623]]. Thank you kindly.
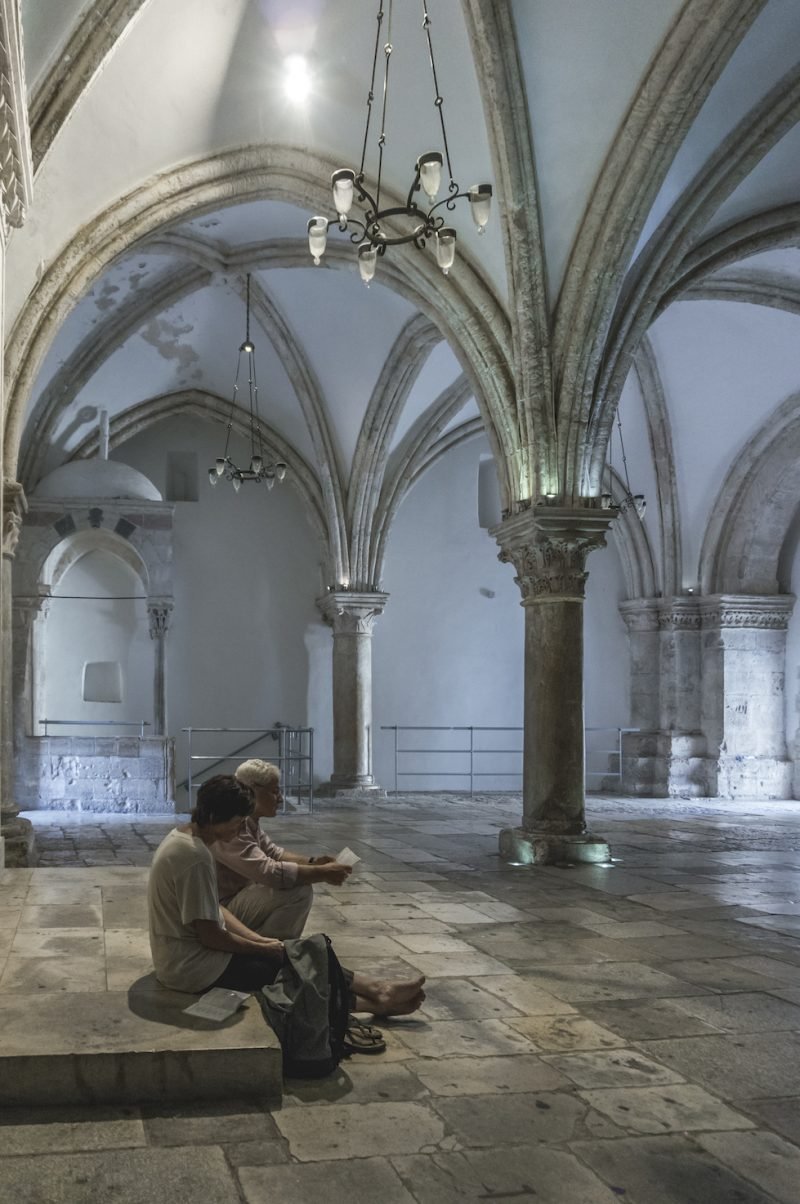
[[371, 989, 425, 1018], [371, 975, 425, 1004]]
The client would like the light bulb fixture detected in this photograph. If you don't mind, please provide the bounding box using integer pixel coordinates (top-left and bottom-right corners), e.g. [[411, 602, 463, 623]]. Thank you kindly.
[[605, 409, 646, 519], [306, 0, 492, 283], [208, 273, 289, 493]]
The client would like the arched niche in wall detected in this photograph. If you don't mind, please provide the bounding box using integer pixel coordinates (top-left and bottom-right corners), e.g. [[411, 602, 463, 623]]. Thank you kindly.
[[40, 545, 151, 735]]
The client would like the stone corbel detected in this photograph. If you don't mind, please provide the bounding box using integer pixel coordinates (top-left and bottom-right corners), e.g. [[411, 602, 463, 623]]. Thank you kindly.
[[147, 598, 174, 639], [2, 478, 27, 559]]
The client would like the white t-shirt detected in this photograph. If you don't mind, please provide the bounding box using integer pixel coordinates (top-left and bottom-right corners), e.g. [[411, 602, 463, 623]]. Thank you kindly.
[[147, 827, 231, 992]]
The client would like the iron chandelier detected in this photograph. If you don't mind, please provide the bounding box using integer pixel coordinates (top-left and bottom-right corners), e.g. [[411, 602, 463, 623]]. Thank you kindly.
[[209, 274, 287, 492], [307, 0, 493, 284]]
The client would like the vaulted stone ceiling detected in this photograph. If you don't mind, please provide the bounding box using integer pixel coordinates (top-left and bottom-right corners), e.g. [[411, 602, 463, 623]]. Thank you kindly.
[[8, 0, 800, 594]]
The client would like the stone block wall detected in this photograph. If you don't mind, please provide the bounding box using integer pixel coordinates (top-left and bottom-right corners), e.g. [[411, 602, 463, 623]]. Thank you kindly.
[[15, 736, 175, 812]]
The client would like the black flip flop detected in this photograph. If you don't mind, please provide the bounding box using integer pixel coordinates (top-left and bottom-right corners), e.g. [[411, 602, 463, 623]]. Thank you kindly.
[[343, 1017, 387, 1055]]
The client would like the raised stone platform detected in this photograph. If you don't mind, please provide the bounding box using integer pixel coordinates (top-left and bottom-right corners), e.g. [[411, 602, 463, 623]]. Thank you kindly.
[[0, 867, 282, 1106]]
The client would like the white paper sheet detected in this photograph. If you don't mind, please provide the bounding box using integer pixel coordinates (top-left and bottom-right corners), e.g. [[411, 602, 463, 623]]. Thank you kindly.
[[183, 988, 250, 1021], [336, 845, 361, 867]]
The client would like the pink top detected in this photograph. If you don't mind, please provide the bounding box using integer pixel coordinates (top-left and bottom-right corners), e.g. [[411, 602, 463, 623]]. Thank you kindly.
[[212, 815, 299, 900]]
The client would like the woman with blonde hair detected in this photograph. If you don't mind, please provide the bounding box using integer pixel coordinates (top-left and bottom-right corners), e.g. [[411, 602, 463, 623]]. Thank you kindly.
[[211, 758, 349, 939]]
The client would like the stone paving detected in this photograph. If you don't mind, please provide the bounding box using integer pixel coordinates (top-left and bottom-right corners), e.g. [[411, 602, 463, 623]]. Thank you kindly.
[[2, 792, 800, 1202]]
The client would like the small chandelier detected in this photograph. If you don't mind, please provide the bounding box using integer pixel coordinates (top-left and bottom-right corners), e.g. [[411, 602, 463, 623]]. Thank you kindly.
[[601, 409, 646, 518], [307, 0, 493, 285], [209, 274, 287, 493]]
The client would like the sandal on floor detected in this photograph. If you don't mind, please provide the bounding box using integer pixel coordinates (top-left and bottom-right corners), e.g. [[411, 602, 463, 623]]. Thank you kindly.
[[343, 1017, 387, 1055]]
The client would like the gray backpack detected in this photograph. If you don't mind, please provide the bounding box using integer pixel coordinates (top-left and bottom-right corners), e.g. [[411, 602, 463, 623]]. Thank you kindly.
[[257, 933, 350, 1078]]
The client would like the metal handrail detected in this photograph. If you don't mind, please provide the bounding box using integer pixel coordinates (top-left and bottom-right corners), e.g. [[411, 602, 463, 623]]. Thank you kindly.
[[183, 726, 314, 813], [39, 718, 151, 738], [381, 725, 638, 794]]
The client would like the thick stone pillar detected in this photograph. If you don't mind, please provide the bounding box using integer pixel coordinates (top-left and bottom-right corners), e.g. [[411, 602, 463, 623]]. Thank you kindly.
[[147, 599, 173, 737], [492, 507, 612, 864], [620, 597, 707, 797], [317, 591, 388, 796], [1, 480, 34, 866], [701, 594, 794, 799]]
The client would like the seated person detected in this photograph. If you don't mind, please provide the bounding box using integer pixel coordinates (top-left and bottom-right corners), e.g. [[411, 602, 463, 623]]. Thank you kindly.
[[148, 773, 425, 1015], [210, 758, 349, 939]]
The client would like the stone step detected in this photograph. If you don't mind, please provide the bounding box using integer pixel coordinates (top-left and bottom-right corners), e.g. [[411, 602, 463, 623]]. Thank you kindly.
[[0, 977, 282, 1107]]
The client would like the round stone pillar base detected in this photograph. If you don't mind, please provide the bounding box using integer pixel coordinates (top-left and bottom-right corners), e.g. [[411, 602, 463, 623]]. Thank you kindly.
[[0, 814, 36, 867], [499, 826, 610, 866], [315, 780, 387, 800]]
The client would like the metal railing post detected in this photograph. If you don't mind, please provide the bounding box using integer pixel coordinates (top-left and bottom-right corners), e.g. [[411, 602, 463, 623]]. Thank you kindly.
[[186, 727, 193, 811], [394, 726, 399, 795], [469, 726, 474, 796]]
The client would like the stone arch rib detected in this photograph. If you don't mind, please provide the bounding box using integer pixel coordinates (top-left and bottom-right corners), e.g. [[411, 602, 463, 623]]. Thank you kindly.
[[462, 0, 555, 497], [28, 0, 151, 173], [633, 335, 682, 597], [20, 263, 212, 490], [587, 61, 800, 494], [552, 0, 764, 500], [348, 314, 441, 591], [370, 376, 473, 584], [699, 391, 800, 595], [3, 146, 515, 508]]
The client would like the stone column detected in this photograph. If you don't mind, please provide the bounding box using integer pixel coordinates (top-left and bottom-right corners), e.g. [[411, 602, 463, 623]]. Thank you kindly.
[[1, 480, 34, 866], [492, 507, 613, 864], [147, 599, 173, 737], [317, 591, 388, 796], [701, 594, 794, 799], [619, 597, 707, 797]]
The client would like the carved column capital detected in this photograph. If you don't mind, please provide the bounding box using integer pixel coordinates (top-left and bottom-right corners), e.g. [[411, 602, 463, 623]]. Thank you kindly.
[[2, 478, 27, 560], [700, 593, 795, 630], [491, 507, 613, 604], [657, 597, 702, 631], [12, 586, 50, 629], [147, 598, 174, 639], [619, 598, 661, 632], [317, 591, 388, 635]]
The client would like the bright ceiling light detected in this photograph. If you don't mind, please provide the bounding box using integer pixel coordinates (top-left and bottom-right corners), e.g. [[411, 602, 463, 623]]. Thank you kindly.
[[284, 54, 311, 103]]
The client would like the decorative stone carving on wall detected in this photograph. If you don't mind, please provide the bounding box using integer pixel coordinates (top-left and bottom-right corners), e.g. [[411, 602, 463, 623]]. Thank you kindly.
[[0, 0, 33, 233], [147, 600, 173, 639], [2, 478, 26, 558], [700, 594, 794, 630]]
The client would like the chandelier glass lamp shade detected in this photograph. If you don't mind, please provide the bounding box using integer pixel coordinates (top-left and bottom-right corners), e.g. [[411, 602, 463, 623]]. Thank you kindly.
[[306, 0, 492, 284], [208, 274, 287, 492]]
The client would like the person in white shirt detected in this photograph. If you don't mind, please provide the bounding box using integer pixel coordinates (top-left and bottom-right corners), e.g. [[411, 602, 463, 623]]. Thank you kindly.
[[211, 758, 350, 939], [148, 774, 426, 1015]]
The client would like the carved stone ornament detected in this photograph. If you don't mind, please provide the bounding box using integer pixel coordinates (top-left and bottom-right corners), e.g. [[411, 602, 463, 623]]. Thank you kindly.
[[491, 507, 613, 604], [147, 599, 174, 638], [657, 598, 702, 631], [700, 594, 795, 631], [619, 598, 660, 632], [317, 590, 389, 636], [2, 478, 27, 558], [0, 1, 33, 232]]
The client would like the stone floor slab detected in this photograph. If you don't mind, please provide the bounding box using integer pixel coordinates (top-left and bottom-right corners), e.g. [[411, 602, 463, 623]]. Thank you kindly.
[[695, 1130, 800, 1204], [669, 990, 800, 1033], [0, 1105, 145, 1154], [637, 1031, 800, 1099], [543, 1047, 685, 1089], [390, 1018, 535, 1059], [571, 1134, 780, 1203], [506, 1014, 627, 1052], [409, 1053, 569, 1096], [579, 1082, 754, 1135], [431, 1090, 601, 1146], [0, 1146, 243, 1204], [390, 1146, 622, 1204], [239, 1156, 417, 1204], [273, 1101, 445, 1160]]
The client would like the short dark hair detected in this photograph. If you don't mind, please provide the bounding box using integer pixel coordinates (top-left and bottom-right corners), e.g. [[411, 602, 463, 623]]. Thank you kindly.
[[193, 774, 253, 826]]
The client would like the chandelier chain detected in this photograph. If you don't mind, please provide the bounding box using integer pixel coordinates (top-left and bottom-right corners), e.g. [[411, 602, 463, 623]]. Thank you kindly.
[[421, 0, 454, 186], [359, 4, 385, 182], [375, 0, 394, 216]]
